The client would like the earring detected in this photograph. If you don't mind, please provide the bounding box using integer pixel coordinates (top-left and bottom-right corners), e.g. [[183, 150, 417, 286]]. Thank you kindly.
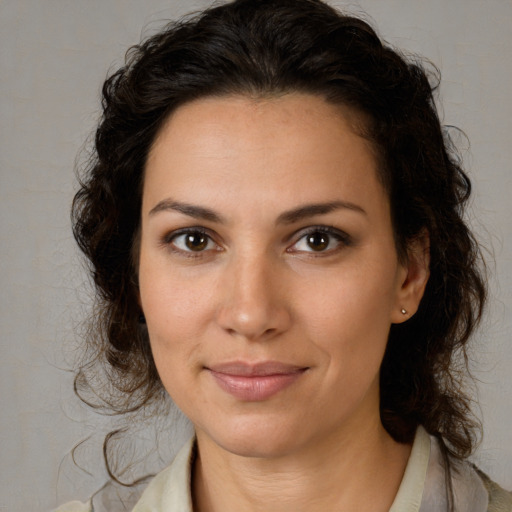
[[400, 308, 407, 315]]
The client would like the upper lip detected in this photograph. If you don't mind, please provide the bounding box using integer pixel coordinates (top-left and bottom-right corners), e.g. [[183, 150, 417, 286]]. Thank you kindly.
[[207, 361, 308, 376]]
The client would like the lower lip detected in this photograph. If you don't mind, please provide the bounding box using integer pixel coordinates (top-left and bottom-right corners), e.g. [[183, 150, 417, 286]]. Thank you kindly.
[[209, 370, 305, 401]]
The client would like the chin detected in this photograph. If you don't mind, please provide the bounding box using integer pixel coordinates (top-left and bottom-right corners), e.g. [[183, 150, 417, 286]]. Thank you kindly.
[[218, 434, 298, 459], [198, 414, 308, 459]]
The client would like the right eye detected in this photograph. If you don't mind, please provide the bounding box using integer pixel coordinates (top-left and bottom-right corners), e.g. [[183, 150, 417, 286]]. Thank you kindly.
[[167, 230, 218, 253]]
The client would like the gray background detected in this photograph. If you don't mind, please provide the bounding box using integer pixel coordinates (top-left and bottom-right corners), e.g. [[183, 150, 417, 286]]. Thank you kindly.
[[1, 1, 511, 510]]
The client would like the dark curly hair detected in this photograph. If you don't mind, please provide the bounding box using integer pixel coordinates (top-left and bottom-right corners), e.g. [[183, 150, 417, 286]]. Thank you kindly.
[[72, 0, 486, 474]]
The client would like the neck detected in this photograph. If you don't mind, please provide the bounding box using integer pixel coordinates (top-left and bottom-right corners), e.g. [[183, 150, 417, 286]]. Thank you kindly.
[[192, 418, 412, 512]]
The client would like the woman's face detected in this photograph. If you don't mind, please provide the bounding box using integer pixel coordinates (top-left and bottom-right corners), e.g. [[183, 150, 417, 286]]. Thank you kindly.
[[138, 93, 428, 458]]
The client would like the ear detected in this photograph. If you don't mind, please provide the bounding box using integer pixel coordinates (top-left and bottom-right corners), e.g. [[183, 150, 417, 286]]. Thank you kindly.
[[391, 230, 430, 324]]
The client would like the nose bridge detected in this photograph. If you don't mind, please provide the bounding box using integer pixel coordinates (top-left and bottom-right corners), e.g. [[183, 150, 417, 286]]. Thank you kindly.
[[216, 246, 289, 340]]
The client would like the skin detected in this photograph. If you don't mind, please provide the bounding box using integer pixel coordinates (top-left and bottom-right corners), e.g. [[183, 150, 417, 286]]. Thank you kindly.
[[138, 93, 430, 512]]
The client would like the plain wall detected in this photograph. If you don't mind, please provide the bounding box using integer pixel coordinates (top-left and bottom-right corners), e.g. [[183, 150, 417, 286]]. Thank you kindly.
[[1, 1, 511, 510]]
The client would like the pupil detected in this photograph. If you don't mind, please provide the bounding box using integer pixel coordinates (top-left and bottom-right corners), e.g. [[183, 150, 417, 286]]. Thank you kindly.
[[307, 232, 328, 251], [186, 233, 207, 251]]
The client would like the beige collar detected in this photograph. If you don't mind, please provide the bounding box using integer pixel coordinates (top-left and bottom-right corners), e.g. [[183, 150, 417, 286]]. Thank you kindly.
[[132, 426, 489, 512]]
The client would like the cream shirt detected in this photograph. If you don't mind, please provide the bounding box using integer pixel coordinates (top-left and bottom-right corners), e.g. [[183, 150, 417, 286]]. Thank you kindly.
[[55, 427, 511, 512]]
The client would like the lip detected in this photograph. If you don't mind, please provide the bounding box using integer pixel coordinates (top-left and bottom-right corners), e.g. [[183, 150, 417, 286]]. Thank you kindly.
[[206, 361, 308, 401]]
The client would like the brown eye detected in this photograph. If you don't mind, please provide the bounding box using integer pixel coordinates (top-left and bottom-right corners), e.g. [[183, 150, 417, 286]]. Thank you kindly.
[[169, 230, 215, 253], [185, 232, 208, 251], [289, 227, 350, 254], [306, 232, 329, 251]]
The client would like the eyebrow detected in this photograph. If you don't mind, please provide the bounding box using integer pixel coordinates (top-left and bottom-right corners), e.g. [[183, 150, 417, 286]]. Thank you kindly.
[[275, 201, 366, 225], [148, 198, 366, 224], [149, 199, 225, 223]]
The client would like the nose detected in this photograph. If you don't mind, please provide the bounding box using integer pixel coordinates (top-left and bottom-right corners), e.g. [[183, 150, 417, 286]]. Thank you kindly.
[[215, 252, 292, 341]]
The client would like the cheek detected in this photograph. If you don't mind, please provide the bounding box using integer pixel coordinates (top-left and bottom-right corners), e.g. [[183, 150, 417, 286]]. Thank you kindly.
[[138, 261, 217, 381], [139, 249, 215, 329], [139, 271, 220, 420], [294, 263, 397, 371], [296, 265, 396, 333]]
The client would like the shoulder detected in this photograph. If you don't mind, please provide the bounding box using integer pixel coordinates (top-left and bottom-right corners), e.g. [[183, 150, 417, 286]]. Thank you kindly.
[[420, 429, 512, 512], [474, 467, 512, 512], [52, 438, 195, 512], [53, 500, 92, 512], [132, 437, 195, 511]]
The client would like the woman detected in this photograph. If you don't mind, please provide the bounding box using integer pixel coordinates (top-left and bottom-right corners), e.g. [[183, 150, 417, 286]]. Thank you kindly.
[[57, 0, 511, 510]]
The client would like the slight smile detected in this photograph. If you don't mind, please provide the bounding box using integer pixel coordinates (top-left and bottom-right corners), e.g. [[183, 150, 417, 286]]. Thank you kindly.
[[206, 362, 309, 401]]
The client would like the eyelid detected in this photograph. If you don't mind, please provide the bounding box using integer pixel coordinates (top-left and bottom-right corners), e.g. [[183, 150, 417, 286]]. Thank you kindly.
[[286, 225, 352, 254], [163, 226, 206, 243], [159, 225, 351, 257], [161, 226, 223, 255]]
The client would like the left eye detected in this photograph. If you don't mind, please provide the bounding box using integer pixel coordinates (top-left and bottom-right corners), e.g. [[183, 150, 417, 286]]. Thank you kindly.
[[291, 230, 345, 253], [170, 231, 216, 252]]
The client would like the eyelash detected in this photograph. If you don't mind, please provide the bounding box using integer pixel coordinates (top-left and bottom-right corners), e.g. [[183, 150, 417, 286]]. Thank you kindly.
[[162, 228, 221, 258], [161, 225, 352, 258], [287, 226, 352, 255]]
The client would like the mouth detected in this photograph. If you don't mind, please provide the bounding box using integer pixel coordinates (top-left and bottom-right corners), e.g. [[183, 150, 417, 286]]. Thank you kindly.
[[206, 361, 308, 401]]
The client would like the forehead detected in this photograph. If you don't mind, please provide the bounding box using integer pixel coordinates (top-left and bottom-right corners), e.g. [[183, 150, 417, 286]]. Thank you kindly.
[[143, 93, 386, 217], [149, 93, 371, 157]]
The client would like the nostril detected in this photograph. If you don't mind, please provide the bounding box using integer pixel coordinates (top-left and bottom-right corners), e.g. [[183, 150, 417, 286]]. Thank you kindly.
[[215, 277, 292, 340], [223, 325, 279, 341]]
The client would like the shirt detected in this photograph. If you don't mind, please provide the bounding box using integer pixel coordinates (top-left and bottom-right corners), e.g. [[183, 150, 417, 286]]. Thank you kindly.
[[54, 426, 512, 512]]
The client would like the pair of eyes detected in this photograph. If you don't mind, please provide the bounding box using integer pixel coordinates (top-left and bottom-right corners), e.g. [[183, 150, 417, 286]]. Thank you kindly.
[[167, 227, 350, 255]]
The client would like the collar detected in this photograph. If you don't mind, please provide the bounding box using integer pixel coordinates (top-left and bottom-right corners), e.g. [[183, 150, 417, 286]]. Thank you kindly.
[[132, 427, 489, 512]]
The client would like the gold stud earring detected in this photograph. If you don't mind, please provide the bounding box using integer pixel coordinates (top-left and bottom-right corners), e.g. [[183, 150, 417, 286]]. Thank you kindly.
[[400, 308, 407, 315]]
